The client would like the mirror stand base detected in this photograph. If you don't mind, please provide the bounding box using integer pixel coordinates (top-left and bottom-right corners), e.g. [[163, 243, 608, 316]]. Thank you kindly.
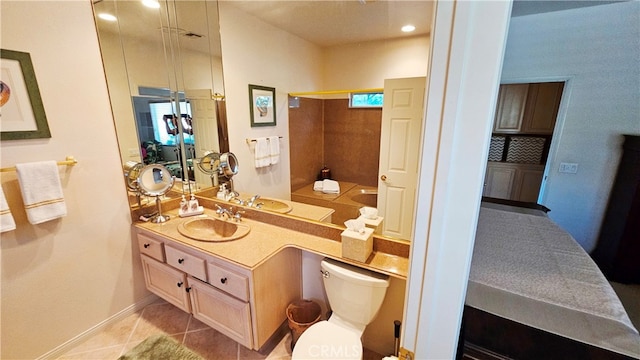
[[151, 214, 171, 223]]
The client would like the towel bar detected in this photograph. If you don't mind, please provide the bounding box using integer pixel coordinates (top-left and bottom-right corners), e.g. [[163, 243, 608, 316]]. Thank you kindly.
[[0, 156, 78, 173], [246, 136, 283, 145]]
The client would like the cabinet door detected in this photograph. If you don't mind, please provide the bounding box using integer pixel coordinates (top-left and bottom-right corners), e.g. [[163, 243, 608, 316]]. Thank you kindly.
[[513, 168, 544, 202], [493, 84, 529, 133], [522, 82, 563, 134], [141, 255, 191, 312], [188, 277, 253, 349], [484, 163, 517, 199]]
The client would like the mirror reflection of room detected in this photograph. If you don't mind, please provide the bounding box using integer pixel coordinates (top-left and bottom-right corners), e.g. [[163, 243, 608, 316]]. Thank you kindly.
[[93, 0, 227, 201]]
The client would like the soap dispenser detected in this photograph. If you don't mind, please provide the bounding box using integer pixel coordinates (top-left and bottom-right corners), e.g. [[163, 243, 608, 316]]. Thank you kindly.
[[217, 184, 227, 200], [180, 195, 188, 213], [189, 194, 199, 211]]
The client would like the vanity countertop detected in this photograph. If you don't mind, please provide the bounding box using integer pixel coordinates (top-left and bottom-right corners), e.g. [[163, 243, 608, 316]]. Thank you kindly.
[[134, 207, 408, 279]]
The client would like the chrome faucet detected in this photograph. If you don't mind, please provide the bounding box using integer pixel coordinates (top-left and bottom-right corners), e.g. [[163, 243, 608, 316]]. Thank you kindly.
[[247, 194, 261, 207], [214, 204, 244, 222], [215, 204, 233, 219]]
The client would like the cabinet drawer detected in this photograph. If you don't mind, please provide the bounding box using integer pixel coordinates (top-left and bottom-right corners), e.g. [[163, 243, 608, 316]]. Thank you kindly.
[[137, 233, 165, 262], [207, 262, 249, 302], [165, 245, 207, 281], [188, 277, 252, 349]]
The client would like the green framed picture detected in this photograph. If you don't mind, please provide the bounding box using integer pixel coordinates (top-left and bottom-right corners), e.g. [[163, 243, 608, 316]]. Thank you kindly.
[[1, 49, 51, 140], [249, 84, 276, 127]]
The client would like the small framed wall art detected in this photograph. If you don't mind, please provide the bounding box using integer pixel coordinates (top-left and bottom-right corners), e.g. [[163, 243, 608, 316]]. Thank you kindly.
[[1, 49, 51, 140], [249, 84, 276, 127]]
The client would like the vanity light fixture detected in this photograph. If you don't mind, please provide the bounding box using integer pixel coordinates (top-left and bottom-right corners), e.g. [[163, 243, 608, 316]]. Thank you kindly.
[[142, 0, 160, 9], [401, 24, 416, 33], [98, 13, 117, 22]]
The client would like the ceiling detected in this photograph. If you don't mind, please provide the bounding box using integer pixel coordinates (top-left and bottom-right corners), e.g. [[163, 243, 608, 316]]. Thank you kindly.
[[227, 0, 624, 47], [225, 1, 434, 47], [93, 1, 624, 50]]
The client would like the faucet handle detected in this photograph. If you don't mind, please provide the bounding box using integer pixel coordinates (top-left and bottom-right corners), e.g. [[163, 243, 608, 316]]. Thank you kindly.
[[233, 210, 245, 222], [214, 204, 225, 217]]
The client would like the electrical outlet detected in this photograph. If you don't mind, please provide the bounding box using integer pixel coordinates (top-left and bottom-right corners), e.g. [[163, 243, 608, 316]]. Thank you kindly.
[[559, 162, 578, 174]]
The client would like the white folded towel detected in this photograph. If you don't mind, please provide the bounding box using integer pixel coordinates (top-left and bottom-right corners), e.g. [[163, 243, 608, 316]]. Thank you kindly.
[[322, 179, 340, 194], [268, 136, 280, 165], [313, 181, 323, 191], [0, 189, 16, 232], [16, 161, 67, 224], [254, 137, 270, 168]]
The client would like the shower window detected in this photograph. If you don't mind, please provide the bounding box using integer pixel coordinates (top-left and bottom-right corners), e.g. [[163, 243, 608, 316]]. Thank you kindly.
[[349, 92, 383, 108]]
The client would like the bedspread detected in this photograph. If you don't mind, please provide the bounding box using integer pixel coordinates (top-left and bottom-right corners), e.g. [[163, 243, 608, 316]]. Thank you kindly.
[[467, 207, 640, 358]]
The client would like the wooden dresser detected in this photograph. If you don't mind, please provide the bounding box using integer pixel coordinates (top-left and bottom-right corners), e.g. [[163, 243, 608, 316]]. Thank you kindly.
[[592, 135, 640, 284]]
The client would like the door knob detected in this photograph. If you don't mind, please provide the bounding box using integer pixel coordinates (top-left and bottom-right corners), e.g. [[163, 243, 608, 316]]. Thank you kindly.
[[380, 175, 387, 181]]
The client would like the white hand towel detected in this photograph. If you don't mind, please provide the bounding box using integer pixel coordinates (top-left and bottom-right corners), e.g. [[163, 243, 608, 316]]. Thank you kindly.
[[16, 161, 67, 224], [0, 189, 16, 232], [313, 180, 323, 191], [268, 136, 280, 165], [254, 137, 270, 168], [322, 179, 340, 194]]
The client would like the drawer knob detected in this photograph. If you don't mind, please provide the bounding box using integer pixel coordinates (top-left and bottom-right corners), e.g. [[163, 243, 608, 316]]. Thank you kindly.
[[220, 277, 227, 284], [178, 258, 185, 264], [177, 281, 183, 288], [186, 287, 192, 293], [144, 243, 150, 248]]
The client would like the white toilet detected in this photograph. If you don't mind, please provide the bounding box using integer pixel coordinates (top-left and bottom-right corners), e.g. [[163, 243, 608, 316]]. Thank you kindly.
[[292, 258, 390, 360]]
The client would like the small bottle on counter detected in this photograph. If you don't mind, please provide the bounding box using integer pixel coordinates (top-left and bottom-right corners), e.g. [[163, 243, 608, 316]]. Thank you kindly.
[[217, 184, 227, 200]]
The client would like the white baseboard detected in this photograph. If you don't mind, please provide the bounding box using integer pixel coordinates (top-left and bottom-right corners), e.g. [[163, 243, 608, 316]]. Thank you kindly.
[[36, 294, 159, 360]]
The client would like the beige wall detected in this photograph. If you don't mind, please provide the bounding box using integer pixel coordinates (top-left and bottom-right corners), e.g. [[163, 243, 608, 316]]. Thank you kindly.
[[218, 2, 324, 200], [0, 1, 148, 358], [323, 35, 430, 93]]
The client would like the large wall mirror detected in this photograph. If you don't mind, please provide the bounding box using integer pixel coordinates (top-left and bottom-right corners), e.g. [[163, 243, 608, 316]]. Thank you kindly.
[[92, 0, 227, 206], [222, 1, 432, 242], [94, 0, 433, 243]]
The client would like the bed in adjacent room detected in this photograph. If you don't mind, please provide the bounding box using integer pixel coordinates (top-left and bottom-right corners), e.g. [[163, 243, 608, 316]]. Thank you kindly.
[[463, 200, 640, 359]]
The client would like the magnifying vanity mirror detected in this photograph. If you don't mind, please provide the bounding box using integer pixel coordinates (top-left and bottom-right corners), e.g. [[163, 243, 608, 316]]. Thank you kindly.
[[92, 0, 227, 204], [123, 161, 144, 207], [137, 164, 175, 223]]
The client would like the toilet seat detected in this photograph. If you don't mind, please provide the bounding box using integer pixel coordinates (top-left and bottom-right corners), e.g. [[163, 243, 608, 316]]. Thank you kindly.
[[292, 321, 362, 360]]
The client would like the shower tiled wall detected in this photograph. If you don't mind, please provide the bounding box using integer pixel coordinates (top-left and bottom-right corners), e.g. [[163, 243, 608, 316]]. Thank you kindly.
[[289, 98, 382, 191]]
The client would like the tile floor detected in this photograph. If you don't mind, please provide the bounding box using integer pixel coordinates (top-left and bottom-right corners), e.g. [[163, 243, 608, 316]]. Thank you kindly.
[[58, 298, 383, 360]]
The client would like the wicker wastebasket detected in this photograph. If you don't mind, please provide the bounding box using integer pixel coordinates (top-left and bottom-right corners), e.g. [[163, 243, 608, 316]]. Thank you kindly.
[[286, 299, 322, 349]]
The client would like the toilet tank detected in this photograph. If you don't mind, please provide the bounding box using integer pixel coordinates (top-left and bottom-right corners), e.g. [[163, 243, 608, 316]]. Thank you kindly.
[[321, 258, 390, 327]]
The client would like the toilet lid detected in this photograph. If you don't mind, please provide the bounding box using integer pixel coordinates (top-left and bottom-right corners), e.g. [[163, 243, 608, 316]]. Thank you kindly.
[[292, 321, 362, 360]]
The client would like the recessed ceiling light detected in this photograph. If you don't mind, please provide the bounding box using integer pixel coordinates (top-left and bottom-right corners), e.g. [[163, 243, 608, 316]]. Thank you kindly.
[[401, 24, 416, 33], [142, 0, 160, 9], [98, 13, 117, 22]]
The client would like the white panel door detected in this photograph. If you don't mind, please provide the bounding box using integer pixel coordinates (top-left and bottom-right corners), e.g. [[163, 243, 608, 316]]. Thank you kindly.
[[186, 89, 219, 188], [377, 77, 426, 239]]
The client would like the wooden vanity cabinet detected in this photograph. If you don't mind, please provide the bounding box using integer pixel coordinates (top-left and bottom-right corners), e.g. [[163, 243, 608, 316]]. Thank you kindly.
[[141, 255, 192, 312], [135, 229, 301, 352], [188, 275, 253, 348]]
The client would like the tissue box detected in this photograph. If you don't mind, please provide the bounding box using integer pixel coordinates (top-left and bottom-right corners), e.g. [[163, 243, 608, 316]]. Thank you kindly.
[[341, 227, 374, 263], [358, 215, 383, 234]]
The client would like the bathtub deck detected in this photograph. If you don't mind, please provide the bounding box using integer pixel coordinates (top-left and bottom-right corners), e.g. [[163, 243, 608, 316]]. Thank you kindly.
[[291, 181, 378, 225]]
